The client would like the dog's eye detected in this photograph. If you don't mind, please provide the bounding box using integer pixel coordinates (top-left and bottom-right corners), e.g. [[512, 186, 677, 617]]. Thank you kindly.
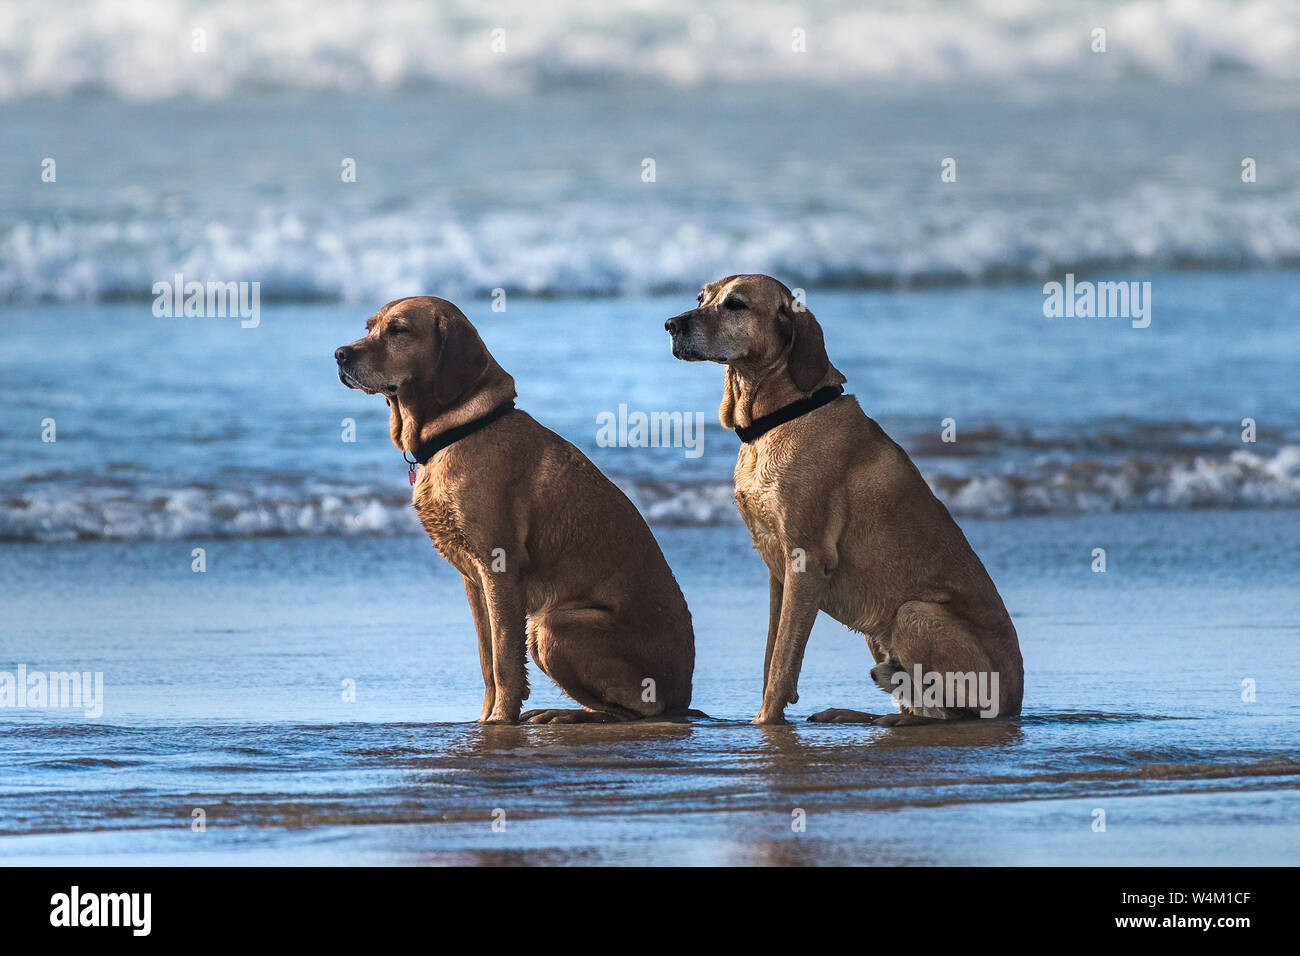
[[723, 296, 746, 311], [388, 325, 409, 335]]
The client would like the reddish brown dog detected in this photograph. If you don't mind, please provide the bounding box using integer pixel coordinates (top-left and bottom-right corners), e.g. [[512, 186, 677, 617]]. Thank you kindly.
[[666, 275, 1023, 725], [337, 296, 696, 723]]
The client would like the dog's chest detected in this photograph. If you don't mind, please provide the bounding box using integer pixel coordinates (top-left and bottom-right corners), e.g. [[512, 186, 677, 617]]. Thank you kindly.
[[411, 478, 477, 575], [733, 448, 786, 566]]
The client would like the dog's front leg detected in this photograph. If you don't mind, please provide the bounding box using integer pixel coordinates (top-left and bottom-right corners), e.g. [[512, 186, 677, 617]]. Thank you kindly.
[[462, 575, 495, 722], [481, 574, 529, 723], [754, 550, 832, 724], [761, 569, 783, 698]]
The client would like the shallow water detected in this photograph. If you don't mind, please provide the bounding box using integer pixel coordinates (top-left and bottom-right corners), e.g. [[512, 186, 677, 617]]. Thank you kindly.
[[3, 720, 1297, 866], [1, 511, 1296, 863]]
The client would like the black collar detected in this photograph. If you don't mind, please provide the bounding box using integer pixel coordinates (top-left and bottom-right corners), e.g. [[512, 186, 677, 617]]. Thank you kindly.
[[405, 399, 517, 466], [733, 384, 844, 443]]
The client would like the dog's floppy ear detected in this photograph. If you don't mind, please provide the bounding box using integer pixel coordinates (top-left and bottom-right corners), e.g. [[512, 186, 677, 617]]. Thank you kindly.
[[433, 311, 490, 406], [385, 395, 404, 449], [782, 300, 829, 393], [718, 367, 740, 429]]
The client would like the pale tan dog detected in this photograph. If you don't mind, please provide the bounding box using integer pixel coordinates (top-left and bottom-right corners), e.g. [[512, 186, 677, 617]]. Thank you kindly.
[[337, 296, 697, 723], [666, 275, 1023, 725]]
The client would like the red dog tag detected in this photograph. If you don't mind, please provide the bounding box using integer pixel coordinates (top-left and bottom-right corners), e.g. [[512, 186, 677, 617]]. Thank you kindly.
[[408, 463, 417, 486]]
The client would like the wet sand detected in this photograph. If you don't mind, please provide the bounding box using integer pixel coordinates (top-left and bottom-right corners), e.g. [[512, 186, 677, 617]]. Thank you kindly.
[[1, 511, 1297, 865], [2, 717, 1297, 865]]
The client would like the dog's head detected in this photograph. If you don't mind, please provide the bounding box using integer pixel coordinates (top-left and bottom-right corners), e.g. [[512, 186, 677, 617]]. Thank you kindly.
[[335, 296, 490, 406], [336, 296, 503, 451], [664, 274, 829, 391]]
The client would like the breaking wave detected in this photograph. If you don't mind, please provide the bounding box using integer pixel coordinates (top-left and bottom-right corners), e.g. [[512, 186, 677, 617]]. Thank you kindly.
[[4, 446, 1298, 541], [4, 190, 1300, 303], [3, 0, 1298, 100]]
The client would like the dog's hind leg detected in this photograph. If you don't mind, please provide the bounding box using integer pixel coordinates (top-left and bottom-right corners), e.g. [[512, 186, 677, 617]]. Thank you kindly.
[[523, 612, 667, 723], [885, 601, 1017, 721], [806, 708, 887, 723], [519, 707, 625, 724]]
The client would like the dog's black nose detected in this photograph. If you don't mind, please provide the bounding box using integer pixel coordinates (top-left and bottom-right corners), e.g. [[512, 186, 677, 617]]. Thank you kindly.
[[335, 346, 354, 364], [665, 316, 689, 334]]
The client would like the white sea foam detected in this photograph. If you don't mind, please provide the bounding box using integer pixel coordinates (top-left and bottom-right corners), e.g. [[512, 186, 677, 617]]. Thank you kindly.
[[0, 482, 420, 543], [634, 446, 1300, 523], [3, 0, 1298, 100], [3, 189, 1298, 303], [5, 447, 1298, 541]]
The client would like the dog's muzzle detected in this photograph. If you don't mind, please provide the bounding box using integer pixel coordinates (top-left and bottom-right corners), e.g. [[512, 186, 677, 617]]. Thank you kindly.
[[335, 346, 386, 394], [665, 313, 701, 360], [337, 367, 365, 391]]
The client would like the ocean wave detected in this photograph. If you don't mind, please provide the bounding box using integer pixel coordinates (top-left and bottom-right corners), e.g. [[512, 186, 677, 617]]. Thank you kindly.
[[0, 482, 419, 543], [936, 446, 1300, 519], [4, 189, 1300, 303], [3, 0, 1298, 100], [4, 447, 1298, 541], [633, 447, 1300, 523]]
